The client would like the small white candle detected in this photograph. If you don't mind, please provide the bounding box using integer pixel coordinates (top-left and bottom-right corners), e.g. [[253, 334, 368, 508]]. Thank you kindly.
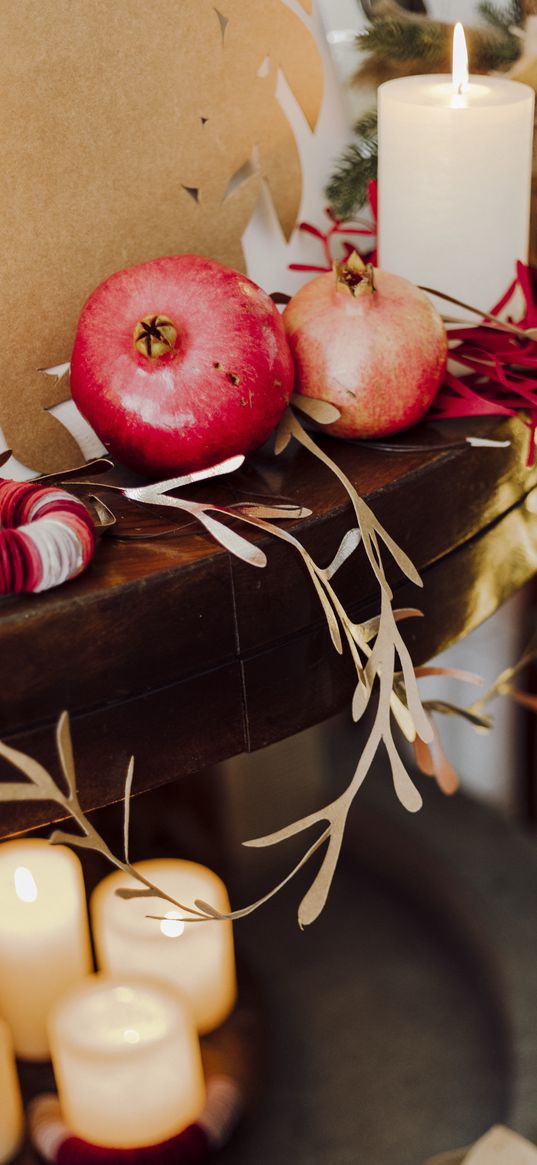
[[0, 1019, 23, 1164], [49, 975, 205, 1149], [0, 839, 92, 1059], [91, 860, 236, 1034], [378, 24, 535, 311]]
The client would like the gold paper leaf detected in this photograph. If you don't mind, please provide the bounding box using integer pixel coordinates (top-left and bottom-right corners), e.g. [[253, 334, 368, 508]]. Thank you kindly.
[[192, 513, 267, 568], [194, 825, 332, 922], [56, 711, 76, 800], [413, 732, 436, 778], [235, 502, 311, 519], [414, 666, 484, 686], [361, 608, 423, 643], [386, 738, 423, 813], [352, 678, 370, 722], [0, 783, 52, 802], [507, 688, 537, 713], [297, 830, 344, 928], [306, 564, 343, 654], [428, 720, 460, 796], [49, 830, 100, 851], [369, 514, 423, 589], [274, 409, 294, 455], [390, 692, 416, 743], [423, 700, 493, 730], [0, 741, 59, 802], [395, 630, 434, 744], [323, 527, 361, 580], [123, 758, 135, 867], [115, 888, 161, 901], [290, 394, 342, 425]]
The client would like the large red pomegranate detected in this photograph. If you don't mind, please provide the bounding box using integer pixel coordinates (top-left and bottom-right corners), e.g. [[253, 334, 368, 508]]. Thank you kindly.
[[283, 255, 447, 439], [70, 255, 294, 477]]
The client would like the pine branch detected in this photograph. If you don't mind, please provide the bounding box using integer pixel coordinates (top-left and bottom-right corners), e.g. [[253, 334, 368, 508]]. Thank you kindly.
[[470, 24, 521, 67], [479, 0, 523, 29], [353, 110, 379, 140], [325, 135, 378, 219], [356, 17, 520, 75], [357, 19, 449, 65]]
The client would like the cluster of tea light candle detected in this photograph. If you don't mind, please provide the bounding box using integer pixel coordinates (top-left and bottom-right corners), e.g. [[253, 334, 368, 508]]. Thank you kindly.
[[0, 840, 236, 1155]]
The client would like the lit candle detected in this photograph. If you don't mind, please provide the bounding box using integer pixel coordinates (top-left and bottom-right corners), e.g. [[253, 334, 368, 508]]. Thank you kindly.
[[378, 24, 534, 311], [0, 840, 92, 1059], [91, 860, 236, 1034], [0, 1019, 23, 1164], [49, 974, 205, 1148]]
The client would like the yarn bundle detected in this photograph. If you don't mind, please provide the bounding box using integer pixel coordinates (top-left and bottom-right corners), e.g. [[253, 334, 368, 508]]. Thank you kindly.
[[29, 1077, 243, 1164], [0, 481, 95, 594]]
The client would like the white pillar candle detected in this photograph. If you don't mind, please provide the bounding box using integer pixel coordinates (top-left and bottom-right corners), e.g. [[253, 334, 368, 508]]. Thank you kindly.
[[0, 840, 92, 1059], [0, 1019, 23, 1164], [378, 25, 534, 312], [49, 974, 205, 1149], [91, 860, 236, 1035]]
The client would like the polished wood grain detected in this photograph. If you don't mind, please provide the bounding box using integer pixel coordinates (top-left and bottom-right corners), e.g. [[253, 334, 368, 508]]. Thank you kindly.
[[1, 415, 536, 838]]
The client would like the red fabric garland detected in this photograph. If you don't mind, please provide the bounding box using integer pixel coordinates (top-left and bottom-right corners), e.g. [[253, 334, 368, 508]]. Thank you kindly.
[[0, 480, 95, 594]]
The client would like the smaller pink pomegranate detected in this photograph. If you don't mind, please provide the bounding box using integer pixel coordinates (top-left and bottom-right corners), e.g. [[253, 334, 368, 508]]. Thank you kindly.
[[283, 254, 447, 439]]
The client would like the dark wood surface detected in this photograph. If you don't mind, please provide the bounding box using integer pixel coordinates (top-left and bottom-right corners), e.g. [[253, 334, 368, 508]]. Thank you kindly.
[[1, 414, 537, 838]]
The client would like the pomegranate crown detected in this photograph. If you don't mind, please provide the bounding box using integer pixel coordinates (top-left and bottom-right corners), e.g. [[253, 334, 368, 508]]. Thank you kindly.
[[133, 314, 178, 359], [335, 251, 376, 297]]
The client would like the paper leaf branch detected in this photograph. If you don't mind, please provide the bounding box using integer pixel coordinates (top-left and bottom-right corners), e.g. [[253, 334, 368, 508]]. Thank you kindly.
[[407, 646, 537, 795], [0, 403, 472, 926], [202, 405, 435, 925], [0, 714, 215, 922], [69, 464, 313, 569]]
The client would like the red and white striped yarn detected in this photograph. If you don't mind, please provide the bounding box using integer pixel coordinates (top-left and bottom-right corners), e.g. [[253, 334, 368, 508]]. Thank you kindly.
[[0, 481, 95, 594], [28, 1077, 243, 1164], [27, 1095, 67, 1162]]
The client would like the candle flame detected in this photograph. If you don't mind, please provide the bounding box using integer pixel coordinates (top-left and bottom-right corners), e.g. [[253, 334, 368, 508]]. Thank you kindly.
[[14, 866, 37, 903], [452, 23, 469, 95], [160, 910, 185, 939]]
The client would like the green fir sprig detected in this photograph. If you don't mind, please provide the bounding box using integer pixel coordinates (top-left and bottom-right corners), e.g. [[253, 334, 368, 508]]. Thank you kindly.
[[356, 17, 521, 73], [478, 0, 523, 31], [325, 111, 378, 219], [356, 18, 449, 66]]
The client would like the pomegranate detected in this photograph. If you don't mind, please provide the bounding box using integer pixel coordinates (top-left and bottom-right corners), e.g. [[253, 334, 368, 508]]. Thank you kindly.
[[283, 254, 447, 439], [70, 255, 293, 477]]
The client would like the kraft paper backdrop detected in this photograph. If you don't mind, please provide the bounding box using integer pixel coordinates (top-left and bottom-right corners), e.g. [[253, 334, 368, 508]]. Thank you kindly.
[[1, 0, 323, 472]]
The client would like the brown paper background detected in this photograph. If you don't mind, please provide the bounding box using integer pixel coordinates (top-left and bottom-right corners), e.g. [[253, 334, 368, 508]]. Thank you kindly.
[[1, 0, 323, 471]]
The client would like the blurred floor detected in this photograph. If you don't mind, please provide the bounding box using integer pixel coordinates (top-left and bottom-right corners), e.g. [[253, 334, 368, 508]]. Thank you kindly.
[[218, 858, 508, 1165]]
